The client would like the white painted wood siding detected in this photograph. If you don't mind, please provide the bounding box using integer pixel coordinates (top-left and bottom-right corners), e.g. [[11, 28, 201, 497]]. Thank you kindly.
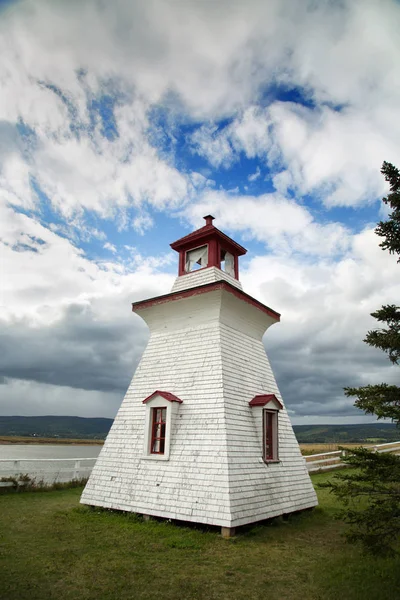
[[171, 266, 243, 293], [81, 286, 317, 527]]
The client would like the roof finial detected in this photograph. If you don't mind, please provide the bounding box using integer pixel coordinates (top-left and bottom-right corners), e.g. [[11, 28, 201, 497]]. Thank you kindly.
[[204, 214, 215, 226]]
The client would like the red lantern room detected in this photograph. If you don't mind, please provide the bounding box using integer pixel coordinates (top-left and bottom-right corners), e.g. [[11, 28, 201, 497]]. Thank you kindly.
[[170, 215, 247, 280]]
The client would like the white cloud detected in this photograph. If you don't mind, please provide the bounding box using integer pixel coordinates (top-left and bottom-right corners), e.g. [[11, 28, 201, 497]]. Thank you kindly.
[[2, 95, 191, 222], [248, 167, 261, 182], [1, 0, 400, 220], [241, 226, 400, 419], [189, 106, 271, 169], [230, 107, 271, 158], [2, 0, 400, 123], [0, 202, 174, 323], [0, 154, 35, 209], [189, 99, 400, 208], [1, 0, 400, 423], [103, 242, 117, 253], [132, 213, 154, 235], [189, 124, 234, 169], [268, 102, 400, 207], [1, 194, 398, 421], [0, 201, 177, 415], [183, 190, 351, 257]]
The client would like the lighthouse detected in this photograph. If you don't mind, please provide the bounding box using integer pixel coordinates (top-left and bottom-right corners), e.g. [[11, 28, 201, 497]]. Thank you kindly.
[[81, 216, 318, 536]]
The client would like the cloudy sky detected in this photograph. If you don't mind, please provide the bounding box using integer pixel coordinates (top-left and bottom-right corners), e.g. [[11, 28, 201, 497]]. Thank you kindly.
[[1, 0, 399, 424]]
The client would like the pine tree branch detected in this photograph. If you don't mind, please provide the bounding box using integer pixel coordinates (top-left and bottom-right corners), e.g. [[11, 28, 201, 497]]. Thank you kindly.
[[344, 384, 400, 422], [377, 162, 400, 261]]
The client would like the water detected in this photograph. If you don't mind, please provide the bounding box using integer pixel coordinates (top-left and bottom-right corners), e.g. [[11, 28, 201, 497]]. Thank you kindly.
[[0, 444, 102, 483]]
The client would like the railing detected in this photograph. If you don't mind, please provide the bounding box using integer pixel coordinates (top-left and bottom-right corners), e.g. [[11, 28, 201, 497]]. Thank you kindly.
[[1, 443, 399, 483], [306, 441, 400, 473], [0, 457, 97, 485]]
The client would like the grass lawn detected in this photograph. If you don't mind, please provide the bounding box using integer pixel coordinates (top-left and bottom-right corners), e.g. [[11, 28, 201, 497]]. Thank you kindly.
[[0, 472, 399, 600]]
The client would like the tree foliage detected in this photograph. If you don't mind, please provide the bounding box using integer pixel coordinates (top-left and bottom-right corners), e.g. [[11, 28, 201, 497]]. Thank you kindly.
[[365, 304, 400, 365], [323, 162, 400, 556], [345, 383, 400, 423], [376, 161, 400, 261], [328, 449, 400, 556]]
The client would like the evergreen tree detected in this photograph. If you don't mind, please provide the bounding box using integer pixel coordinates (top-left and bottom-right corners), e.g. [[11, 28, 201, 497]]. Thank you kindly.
[[324, 162, 400, 556], [375, 161, 400, 261]]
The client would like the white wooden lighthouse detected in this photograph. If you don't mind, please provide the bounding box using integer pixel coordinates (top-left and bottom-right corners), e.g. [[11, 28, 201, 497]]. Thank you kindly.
[[81, 216, 318, 536]]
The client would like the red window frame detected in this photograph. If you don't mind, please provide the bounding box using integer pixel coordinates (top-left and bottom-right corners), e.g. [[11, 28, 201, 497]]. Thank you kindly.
[[263, 410, 277, 461], [150, 407, 167, 454]]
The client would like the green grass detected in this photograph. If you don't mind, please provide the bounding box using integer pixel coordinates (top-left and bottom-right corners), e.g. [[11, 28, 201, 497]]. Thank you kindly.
[[0, 472, 399, 600]]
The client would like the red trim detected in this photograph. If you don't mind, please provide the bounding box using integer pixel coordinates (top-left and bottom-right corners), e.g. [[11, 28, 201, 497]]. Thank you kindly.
[[150, 407, 166, 454], [178, 238, 239, 277], [178, 250, 185, 276], [249, 394, 283, 409], [233, 254, 239, 279], [171, 217, 246, 281], [170, 225, 247, 256], [208, 239, 219, 269], [171, 218, 246, 281], [142, 390, 183, 404], [132, 281, 281, 322], [263, 410, 274, 460]]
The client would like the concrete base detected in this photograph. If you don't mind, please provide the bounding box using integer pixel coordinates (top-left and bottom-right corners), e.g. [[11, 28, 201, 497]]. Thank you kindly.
[[142, 514, 151, 521], [221, 526, 236, 539]]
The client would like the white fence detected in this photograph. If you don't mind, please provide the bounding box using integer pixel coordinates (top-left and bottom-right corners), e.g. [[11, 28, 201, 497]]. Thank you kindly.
[[1, 442, 400, 484], [306, 441, 400, 473], [0, 457, 97, 485]]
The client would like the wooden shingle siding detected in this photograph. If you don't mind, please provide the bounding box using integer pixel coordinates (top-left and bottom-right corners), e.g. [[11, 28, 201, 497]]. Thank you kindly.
[[81, 274, 317, 527], [171, 266, 243, 293]]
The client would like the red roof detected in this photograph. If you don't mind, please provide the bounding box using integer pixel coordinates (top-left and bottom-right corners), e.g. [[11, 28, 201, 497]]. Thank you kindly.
[[249, 394, 283, 409], [142, 390, 183, 404], [170, 216, 247, 256]]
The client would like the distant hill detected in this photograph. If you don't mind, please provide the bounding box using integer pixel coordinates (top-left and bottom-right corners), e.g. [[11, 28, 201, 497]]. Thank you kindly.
[[0, 416, 398, 444], [293, 423, 399, 444], [0, 416, 113, 440]]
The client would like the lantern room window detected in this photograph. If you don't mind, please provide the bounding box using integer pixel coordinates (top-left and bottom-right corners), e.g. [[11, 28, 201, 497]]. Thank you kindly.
[[220, 249, 235, 277], [151, 407, 167, 454], [185, 245, 208, 272]]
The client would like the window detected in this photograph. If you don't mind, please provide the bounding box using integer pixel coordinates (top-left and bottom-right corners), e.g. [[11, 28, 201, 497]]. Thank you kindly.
[[151, 407, 167, 454], [249, 394, 282, 463], [220, 248, 235, 277], [263, 410, 278, 461], [185, 245, 208, 272], [142, 390, 182, 460]]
